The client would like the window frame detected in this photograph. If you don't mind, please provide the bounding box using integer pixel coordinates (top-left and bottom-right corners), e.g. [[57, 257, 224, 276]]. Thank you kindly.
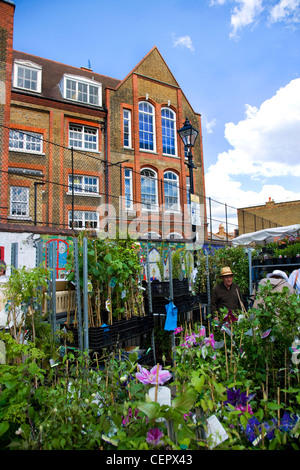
[[124, 168, 133, 210], [68, 210, 99, 229], [9, 129, 44, 154], [139, 101, 156, 152], [164, 171, 180, 212], [123, 109, 132, 148], [60, 74, 102, 107], [68, 123, 99, 152], [10, 186, 30, 219], [141, 168, 158, 212], [13, 60, 42, 93], [68, 174, 99, 195], [161, 108, 177, 156]]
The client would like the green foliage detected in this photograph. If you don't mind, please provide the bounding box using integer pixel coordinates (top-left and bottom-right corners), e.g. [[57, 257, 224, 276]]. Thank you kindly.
[[195, 246, 249, 295], [1, 241, 299, 451]]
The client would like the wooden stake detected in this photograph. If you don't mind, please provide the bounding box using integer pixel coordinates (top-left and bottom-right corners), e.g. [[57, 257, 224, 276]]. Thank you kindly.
[[277, 387, 280, 427], [230, 323, 233, 368], [199, 303, 203, 325], [223, 330, 229, 380], [284, 349, 287, 405], [154, 363, 160, 402]]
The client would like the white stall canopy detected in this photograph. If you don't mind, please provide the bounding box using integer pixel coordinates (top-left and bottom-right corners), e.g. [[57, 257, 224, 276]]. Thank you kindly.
[[232, 224, 300, 246]]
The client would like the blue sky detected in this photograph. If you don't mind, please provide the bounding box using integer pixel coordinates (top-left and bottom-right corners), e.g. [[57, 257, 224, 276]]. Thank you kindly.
[[12, 0, 300, 232]]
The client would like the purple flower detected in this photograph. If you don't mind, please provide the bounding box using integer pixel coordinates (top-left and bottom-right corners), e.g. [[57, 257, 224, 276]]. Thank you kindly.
[[245, 416, 276, 443], [122, 407, 141, 426], [224, 388, 255, 408], [146, 428, 164, 447], [279, 411, 298, 433], [135, 364, 172, 385]]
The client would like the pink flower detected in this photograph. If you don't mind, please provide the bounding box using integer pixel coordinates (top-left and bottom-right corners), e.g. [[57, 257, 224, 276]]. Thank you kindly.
[[135, 364, 172, 385], [173, 326, 183, 335], [146, 428, 164, 447], [122, 407, 141, 426], [198, 326, 205, 337], [180, 333, 198, 348], [235, 404, 253, 415], [204, 333, 215, 349]]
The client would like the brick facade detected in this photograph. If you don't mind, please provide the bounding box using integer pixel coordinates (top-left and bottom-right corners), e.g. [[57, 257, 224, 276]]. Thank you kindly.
[[0, 0, 15, 223], [237, 198, 300, 235], [0, 2, 206, 241]]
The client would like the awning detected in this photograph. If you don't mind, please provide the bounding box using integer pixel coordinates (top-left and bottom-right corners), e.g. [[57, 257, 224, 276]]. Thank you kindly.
[[231, 224, 300, 246]]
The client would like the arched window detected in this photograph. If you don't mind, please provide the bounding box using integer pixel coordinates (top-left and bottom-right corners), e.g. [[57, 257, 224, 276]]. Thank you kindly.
[[161, 108, 177, 156], [164, 171, 180, 211], [141, 168, 158, 211], [139, 102, 155, 151]]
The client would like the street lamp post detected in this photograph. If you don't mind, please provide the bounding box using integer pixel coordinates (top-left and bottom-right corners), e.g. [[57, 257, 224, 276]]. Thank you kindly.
[[177, 117, 199, 242]]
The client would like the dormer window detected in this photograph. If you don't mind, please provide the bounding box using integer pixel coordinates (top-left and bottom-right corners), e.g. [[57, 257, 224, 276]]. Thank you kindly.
[[13, 60, 42, 93], [60, 74, 102, 107]]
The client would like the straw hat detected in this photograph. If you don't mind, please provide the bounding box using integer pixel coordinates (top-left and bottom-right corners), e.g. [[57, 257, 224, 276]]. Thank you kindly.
[[220, 266, 234, 277]]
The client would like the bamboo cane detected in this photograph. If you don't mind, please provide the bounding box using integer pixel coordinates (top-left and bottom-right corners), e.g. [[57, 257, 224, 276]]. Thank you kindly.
[[108, 285, 112, 325], [223, 330, 229, 380], [284, 349, 287, 405], [199, 303, 203, 325], [230, 323, 233, 368], [277, 387, 280, 427], [155, 363, 160, 402]]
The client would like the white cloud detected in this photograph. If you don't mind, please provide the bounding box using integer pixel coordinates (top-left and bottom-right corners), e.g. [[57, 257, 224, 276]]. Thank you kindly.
[[230, 0, 264, 37], [209, 0, 300, 36], [173, 35, 195, 52], [203, 117, 217, 134], [269, 0, 300, 24], [205, 78, 300, 225]]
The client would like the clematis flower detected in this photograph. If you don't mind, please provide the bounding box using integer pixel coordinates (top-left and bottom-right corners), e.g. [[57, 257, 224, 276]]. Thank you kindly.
[[245, 416, 276, 443], [235, 404, 253, 415], [173, 326, 184, 335], [135, 364, 172, 385], [223, 309, 238, 324], [204, 333, 215, 349], [224, 387, 255, 408], [122, 407, 141, 426], [146, 428, 164, 447], [180, 333, 198, 348]]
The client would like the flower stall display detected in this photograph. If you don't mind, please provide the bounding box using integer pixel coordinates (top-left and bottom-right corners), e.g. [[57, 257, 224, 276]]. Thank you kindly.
[[0, 239, 300, 451]]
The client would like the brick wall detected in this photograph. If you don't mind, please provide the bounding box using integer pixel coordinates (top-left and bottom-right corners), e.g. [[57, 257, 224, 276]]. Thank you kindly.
[[0, 0, 15, 223], [238, 198, 300, 234]]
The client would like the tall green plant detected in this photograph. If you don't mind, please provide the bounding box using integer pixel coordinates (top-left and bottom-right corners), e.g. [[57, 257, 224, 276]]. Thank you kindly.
[[2, 266, 51, 345]]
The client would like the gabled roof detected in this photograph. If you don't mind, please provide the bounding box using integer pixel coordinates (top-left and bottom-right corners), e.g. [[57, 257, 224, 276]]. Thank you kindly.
[[12, 50, 121, 107], [114, 46, 180, 91]]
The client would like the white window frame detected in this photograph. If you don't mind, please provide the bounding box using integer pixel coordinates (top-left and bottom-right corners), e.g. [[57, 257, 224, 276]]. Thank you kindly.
[[9, 129, 43, 154], [69, 124, 98, 152], [123, 109, 132, 148], [13, 60, 42, 93], [124, 168, 133, 210], [60, 74, 102, 107], [68, 210, 99, 229], [139, 101, 156, 152], [161, 108, 177, 156], [164, 171, 180, 212], [141, 168, 158, 212], [68, 174, 99, 195], [10, 186, 29, 218]]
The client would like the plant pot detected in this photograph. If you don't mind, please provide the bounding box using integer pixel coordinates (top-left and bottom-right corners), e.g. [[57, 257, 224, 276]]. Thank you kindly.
[[284, 257, 292, 264]]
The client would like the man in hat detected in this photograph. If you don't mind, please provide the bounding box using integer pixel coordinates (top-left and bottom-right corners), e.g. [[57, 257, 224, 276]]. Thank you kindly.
[[211, 266, 242, 315]]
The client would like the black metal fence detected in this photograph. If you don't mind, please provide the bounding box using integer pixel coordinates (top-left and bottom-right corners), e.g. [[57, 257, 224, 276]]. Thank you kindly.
[[0, 123, 278, 240]]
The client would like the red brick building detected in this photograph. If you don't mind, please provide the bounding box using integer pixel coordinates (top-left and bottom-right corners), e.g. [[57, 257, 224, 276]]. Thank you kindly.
[[0, 0, 206, 242]]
